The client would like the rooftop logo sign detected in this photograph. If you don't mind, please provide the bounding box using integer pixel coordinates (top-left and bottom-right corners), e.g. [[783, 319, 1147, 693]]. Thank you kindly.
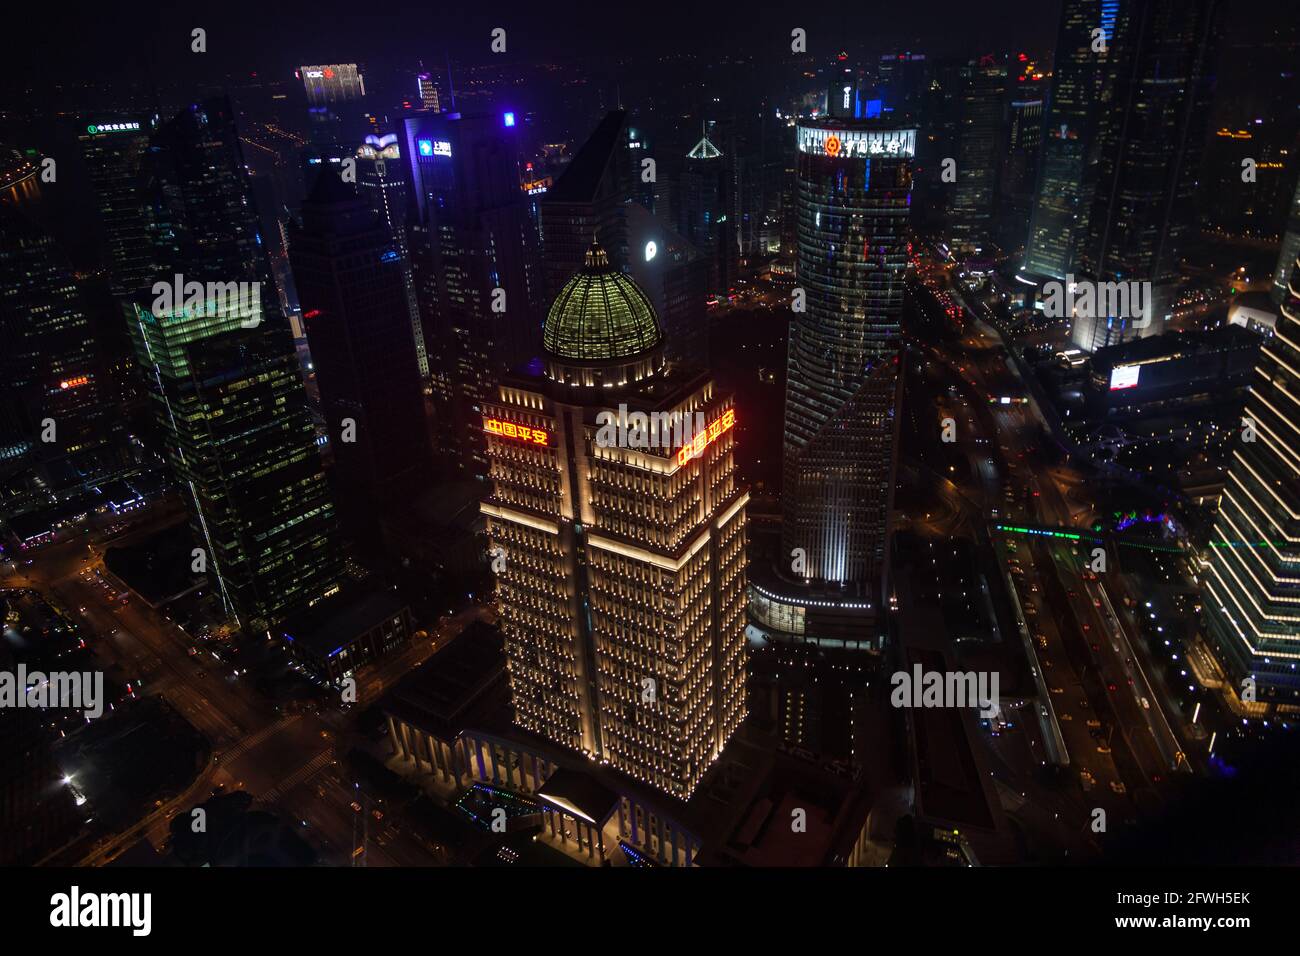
[[797, 125, 916, 159]]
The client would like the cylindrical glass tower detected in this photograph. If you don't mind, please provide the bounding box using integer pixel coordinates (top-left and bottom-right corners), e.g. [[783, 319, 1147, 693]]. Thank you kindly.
[[781, 117, 915, 599]]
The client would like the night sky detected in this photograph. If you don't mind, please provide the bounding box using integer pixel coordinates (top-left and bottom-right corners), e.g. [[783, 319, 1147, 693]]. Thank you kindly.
[[10, 0, 1066, 87]]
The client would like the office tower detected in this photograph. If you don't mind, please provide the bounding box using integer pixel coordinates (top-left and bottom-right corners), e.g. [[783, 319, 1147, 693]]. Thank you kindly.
[[299, 63, 371, 191], [625, 122, 655, 212], [875, 52, 929, 115], [481, 241, 748, 797], [1274, 178, 1300, 306], [1203, 251, 1300, 707], [129, 99, 342, 630], [540, 110, 634, 302], [996, 56, 1046, 253], [541, 112, 709, 371], [679, 124, 735, 295], [301, 63, 366, 105], [76, 115, 162, 453], [772, 81, 914, 641], [947, 58, 1006, 256], [1074, 0, 1224, 348], [288, 171, 431, 558], [0, 206, 128, 516], [1024, 0, 1120, 279], [354, 133, 429, 376], [416, 72, 441, 112], [625, 204, 709, 371], [77, 115, 158, 298], [1198, 23, 1299, 244], [403, 109, 543, 482]]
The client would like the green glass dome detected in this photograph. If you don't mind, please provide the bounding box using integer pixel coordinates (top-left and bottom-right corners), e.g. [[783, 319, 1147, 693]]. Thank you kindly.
[[543, 242, 662, 361]]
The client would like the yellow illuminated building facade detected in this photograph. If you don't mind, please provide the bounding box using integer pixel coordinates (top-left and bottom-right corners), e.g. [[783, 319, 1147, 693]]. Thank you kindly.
[[481, 242, 748, 798]]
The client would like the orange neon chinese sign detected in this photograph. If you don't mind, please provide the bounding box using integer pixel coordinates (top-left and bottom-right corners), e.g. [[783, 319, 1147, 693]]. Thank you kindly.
[[59, 375, 91, 390], [676, 409, 735, 466], [485, 417, 550, 446]]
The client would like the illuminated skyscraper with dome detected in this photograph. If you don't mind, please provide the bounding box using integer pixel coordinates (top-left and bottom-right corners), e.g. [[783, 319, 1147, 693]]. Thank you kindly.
[[480, 242, 748, 798]]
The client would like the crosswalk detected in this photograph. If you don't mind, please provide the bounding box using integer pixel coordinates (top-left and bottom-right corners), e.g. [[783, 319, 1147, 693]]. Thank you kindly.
[[259, 750, 333, 803], [217, 714, 301, 767]]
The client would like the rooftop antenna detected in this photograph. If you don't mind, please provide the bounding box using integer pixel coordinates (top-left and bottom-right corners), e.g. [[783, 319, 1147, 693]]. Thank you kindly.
[[445, 51, 456, 110]]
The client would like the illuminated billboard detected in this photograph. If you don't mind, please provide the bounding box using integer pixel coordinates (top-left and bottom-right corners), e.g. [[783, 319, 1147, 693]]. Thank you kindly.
[[299, 64, 365, 105], [796, 125, 917, 159], [484, 417, 550, 446], [676, 409, 736, 466], [1109, 365, 1140, 391]]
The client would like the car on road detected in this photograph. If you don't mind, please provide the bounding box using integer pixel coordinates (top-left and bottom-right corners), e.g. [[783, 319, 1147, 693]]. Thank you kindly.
[[1080, 770, 1096, 790], [1059, 712, 1072, 721], [1049, 687, 1064, 695], [1110, 781, 1127, 795], [1096, 744, 1112, 754], [1086, 719, 1101, 728], [1141, 697, 1150, 710], [350, 802, 362, 813]]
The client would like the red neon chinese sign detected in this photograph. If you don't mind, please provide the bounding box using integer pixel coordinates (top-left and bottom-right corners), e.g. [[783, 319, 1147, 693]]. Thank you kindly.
[[676, 409, 735, 466], [485, 417, 550, 446], [824, 135, 841, 157], [59, 375, 90, 390]]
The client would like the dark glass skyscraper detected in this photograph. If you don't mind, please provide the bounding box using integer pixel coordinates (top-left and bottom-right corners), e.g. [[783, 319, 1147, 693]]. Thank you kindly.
[[1024, 0, 1119, 279], [77, 115, 159, 298], [679, 125, 734, 295], [0, 207, 129, 517], [1075, 0, 1224, 338], [128, 99, 342, 630], [403, 109, 543, 482], [778, 85, 914, 626], [354, 133, 428, 377], [947, 58, 1006, 256], [289, 171, 431, 558]]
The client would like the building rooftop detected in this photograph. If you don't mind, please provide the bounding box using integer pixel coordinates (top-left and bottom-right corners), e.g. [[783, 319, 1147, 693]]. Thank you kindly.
[[535, 767, 621, 825], [279, 586, 407, 659], [544, 109, 626, 204], [379, 621, 507, 739], [1089, 324, 1260, 373], [543, 241, 662, 362]]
